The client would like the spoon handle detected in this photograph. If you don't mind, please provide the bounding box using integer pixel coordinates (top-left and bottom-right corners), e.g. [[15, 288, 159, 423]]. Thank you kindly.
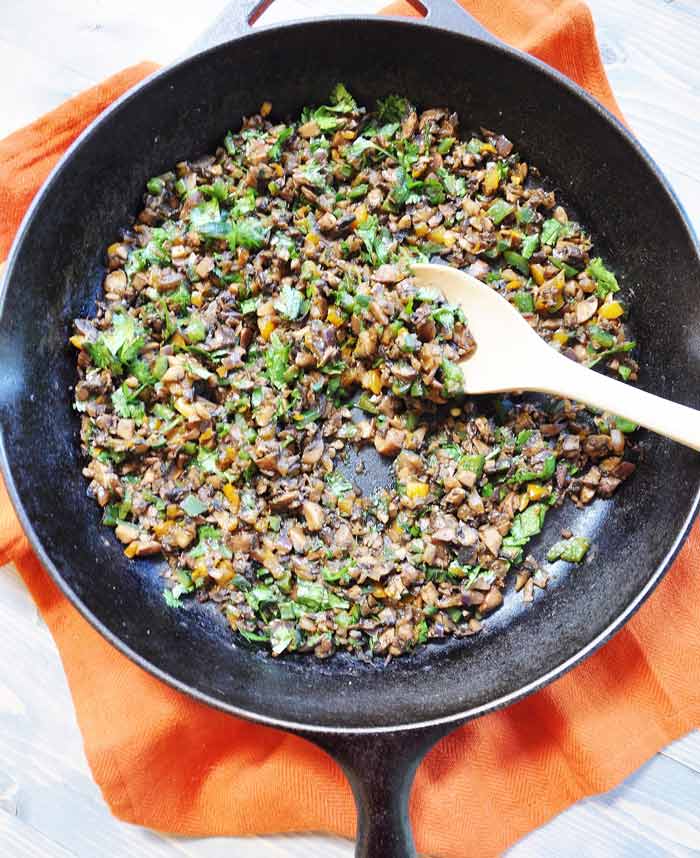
[[530, 351, 700, 452]]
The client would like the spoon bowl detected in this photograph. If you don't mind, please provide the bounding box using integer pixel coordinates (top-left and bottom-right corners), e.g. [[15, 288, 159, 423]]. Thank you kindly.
[[412, 263, 700, 452]]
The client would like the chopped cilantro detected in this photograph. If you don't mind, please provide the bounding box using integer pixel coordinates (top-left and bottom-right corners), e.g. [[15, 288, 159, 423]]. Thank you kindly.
[[274, 284, 307, 320], [265, 332, 292, 390], [587, 257, 620, 298], [181, 495, 208, 517]]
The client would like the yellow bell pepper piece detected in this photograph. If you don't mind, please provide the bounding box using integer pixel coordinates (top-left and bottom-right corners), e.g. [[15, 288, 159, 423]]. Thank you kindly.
[[338, 496, 354, 516], [327, 306, 345, 327], [529, 263, 546, 286], [223, 483, 240, 513], [527, 483, 550, 501], [215, 559, 234, 584], [258, 317, 277, 341], [599, 301, 624, 320], [482, 166, 500, 195], [362, 369, 383, 395], [354, 204, 368, 226], [427, 227, 456, 247], [406, 481, 430, 499], [153, 520, 173, 538], [174, 397, 197, 419]]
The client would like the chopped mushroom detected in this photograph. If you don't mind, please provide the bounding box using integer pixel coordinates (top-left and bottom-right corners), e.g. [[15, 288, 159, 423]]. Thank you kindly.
[[374, 428, 406, 457], [72, 84, 637, 661], [302, 501, 325, 531]]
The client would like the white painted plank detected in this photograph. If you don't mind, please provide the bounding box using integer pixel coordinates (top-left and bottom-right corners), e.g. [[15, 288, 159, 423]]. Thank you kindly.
[[662, 730, 700, 776], [0, 813, 77, 858], [0, 37, 94, 139], [508, 753, 700, 857]]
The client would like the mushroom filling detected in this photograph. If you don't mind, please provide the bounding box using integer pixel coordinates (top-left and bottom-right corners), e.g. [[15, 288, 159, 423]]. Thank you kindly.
[[71, 86, 638, 659]]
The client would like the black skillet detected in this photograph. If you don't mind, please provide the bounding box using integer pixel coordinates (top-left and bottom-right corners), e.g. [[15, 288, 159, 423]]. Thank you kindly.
[[1, 0, 700, 854]]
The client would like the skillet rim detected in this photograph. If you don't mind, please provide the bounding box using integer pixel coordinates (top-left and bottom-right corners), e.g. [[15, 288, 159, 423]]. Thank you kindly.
[[1, 14, 699, 735]]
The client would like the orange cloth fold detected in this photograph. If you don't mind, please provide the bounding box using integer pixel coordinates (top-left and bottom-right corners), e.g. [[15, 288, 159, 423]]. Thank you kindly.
[[0, 4, 696, 857]]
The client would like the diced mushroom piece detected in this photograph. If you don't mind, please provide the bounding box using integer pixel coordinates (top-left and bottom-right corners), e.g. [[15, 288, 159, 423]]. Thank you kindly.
[[373, 264, 401, 284], [115, 523, 140, 544], [582, 466, 601, 487], [614, 461, 636, 480], [609, 429, 625, 455], [301, 438, 324, 465], [161, 365, 185, 383], [374, 428, 406, 457], [597, 476, 622, 497], [576, 296, 598, 324], [385, 574, 406, 601], [432, 526, 457, 543], [494, 134, 513, 157], [354, 327, 379, 359], [195, 256, 214, 278], [456, 468, 477, 489], [116, 418, 135, 440], [584, 434, 611, 459], [104, 269, 128, 297], [416, 316, 437, 342], [271, 491, 300, 511], [561, 434, 580, 458], [462, 589, 484, 606], [133, 540, 162, 557], [480, 587, 504, 613], [302, 501, 325, 531], [229, 532, 254, 553], [515, 570, 531, 592], [170, 527, 195, 549], [298, 120, 320, 138], [579, 485, 596, 504], [317, 212, 337, 232], [288, 525, 308, 553], [444, 487, 466, 506], [467, 490, 485, 514], [481, 527, 502, 557], [420, 581, 438, 605], [401, 110, 418, 139]]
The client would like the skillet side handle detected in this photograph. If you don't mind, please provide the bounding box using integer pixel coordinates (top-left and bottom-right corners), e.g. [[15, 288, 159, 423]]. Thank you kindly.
[[419, 0, 496, 42], [308, 726, 451, 858], [187, 0, 263, 54], [189, 0, 497, 57]]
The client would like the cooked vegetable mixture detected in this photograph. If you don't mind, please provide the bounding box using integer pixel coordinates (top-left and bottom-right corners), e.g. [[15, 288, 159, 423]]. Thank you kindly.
[[72, 85, 638, 659]]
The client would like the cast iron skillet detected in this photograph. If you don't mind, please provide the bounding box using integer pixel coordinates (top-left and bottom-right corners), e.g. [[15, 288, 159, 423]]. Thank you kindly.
[[1, 0, 699, 854]]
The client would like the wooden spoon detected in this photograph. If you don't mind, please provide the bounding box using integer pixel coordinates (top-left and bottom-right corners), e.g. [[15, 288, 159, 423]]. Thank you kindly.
[[413, 263, 700, 451]]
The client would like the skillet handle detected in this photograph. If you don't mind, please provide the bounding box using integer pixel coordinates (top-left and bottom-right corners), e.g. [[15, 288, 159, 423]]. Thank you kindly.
[[190, 0, 495, 56], [304, 725, 452, 858], [419, 0, 495, 41], [188, 0, 264, 52]]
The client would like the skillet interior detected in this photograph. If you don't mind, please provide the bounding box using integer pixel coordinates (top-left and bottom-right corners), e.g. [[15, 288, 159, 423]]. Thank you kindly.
[[1, 18, 699, 731]]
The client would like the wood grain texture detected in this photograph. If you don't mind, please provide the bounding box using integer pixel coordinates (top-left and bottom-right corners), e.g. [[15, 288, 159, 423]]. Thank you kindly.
[[0, 0, 699, 856]]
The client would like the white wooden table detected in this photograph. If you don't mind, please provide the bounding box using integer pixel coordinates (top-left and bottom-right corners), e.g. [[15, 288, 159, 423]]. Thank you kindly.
[[1, 1, 700, 855]]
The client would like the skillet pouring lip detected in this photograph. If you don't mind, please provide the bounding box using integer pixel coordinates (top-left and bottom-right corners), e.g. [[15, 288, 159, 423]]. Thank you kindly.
[[1, 15, 700, 734]]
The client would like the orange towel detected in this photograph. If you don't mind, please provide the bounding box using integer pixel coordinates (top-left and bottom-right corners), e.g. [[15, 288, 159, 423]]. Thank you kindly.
[[1, 4, 697, 857]]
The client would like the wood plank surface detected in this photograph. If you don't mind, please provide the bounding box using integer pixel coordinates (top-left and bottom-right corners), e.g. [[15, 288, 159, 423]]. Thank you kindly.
[[0, 0, 699, 855]]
